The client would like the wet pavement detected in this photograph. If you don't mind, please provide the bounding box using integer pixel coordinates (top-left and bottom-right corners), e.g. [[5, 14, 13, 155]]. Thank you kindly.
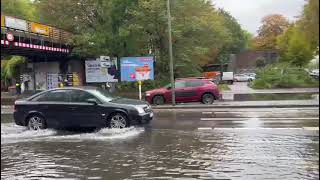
[[1, 107, 319, 179]]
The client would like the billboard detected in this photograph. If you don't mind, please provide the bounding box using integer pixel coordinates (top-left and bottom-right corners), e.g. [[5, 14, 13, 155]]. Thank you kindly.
[[5, 16, 27, 31], [31, 22, 50, 36], [120, 57, 154, 82], [85, 59, 118, 83]]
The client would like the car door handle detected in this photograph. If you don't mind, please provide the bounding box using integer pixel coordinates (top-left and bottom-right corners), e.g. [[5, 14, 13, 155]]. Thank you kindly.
[[69, 107, 77, 110]]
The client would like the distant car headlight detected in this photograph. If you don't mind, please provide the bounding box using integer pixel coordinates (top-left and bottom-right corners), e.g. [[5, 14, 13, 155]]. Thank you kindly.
[[135, 106, 145, 114]]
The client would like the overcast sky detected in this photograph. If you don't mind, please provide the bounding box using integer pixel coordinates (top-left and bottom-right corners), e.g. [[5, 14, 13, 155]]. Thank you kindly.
[[212, 0, 306, 34]]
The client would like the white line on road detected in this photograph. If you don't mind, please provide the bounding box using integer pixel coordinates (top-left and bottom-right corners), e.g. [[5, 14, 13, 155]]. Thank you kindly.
[[197, 127, 213, 130], [200, 117, 319, 121], [201, 112, 213, 114], [303, 127, 319, 131], [212, 127, 319, 130]]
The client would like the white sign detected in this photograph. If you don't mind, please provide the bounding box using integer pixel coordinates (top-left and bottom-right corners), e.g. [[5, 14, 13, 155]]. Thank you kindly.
[[85, 60, 118, 83], [6, 32, 14, 41], [100, 56, 111, 68], [5, 16, 28, 31]]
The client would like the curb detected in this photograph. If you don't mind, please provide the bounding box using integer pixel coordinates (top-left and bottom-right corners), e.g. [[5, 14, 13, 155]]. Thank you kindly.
[[152, 104, 319, 109]]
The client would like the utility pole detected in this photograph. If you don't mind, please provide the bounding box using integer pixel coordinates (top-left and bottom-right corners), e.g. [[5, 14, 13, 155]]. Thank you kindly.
[[167, 0, 176, 105]]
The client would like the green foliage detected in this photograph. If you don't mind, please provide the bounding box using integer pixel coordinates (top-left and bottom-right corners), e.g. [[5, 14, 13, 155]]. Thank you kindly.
[[298, 0, 319, 49], [116, 79, 169, 92], [256, 57, 267, 68], [218, 84, 230, 91], [251, 63, 318, 89], [279, 28, 313, 67], [1, 0, 39, 21], [37, 0, 249, 80]]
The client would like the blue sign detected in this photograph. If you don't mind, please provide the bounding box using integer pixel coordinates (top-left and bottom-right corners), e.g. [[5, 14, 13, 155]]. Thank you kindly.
[[120, 57, 154, 82]]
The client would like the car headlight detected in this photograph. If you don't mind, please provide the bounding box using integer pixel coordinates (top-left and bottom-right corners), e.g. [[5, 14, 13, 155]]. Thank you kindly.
[[146, 93, 151, 96], [135, 106, 145, 114]]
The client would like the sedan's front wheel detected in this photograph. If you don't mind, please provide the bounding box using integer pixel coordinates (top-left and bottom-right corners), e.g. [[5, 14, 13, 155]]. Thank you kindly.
[[108, 113, 129, 129], [27, 115, 46, 130]]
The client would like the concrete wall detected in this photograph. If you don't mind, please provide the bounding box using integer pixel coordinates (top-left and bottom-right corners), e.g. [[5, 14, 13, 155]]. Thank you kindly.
[[235, 50, 279, 73], [34, 61, 60, 90]]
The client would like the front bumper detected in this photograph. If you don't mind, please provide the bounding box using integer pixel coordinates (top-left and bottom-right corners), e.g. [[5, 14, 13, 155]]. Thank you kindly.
[[131, 112, 153, 124]]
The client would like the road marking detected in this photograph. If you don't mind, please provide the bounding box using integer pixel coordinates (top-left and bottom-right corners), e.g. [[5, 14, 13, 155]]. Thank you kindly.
[[303, 127, 319, 131], [212, 127, 319, 130], [202, 112, 213, 114], [213, 128, 302, 130], [201, 117, 319, 121], [197, 127, 213, 130]]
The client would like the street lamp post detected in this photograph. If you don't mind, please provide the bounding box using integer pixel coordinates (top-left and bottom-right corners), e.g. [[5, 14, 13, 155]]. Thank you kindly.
[[167, 0, 176, 106]]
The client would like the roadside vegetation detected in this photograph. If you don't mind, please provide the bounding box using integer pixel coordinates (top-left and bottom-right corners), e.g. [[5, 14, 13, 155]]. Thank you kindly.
[[251, 63, 319, 89], [250, 0, 319, 89]]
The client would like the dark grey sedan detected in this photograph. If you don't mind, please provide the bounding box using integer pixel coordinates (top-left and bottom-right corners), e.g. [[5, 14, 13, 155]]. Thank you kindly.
[[13, 87, 153, 130]]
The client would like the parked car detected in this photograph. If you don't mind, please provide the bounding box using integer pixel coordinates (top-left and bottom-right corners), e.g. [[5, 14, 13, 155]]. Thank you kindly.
[[14, 87, 153, 130], [309, 69, 319, 79], [234, 74, 255, 82], [243, 73, 256, 78], [145, 79, 221, 105]]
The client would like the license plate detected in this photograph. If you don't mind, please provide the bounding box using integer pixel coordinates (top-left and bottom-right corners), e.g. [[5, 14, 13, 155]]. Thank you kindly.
[[150, 112, 153, 117]]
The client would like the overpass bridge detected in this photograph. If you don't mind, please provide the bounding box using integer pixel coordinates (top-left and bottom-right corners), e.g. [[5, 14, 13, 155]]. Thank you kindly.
[[1, 13, 84, 91], [1, 13, 71, 60]]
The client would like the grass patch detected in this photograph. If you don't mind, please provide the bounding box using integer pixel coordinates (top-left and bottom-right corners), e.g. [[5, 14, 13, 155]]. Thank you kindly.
[[218, 84, 230, 91]]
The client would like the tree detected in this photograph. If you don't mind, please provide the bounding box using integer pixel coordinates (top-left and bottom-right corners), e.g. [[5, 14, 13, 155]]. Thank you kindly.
[[37, 0, 247, 79], [281, 29, 313, 67], [298, 0, 319, 50], [1, 56, 26, 87], [254, 14, 290, 50], [1, 0, 39, 21]]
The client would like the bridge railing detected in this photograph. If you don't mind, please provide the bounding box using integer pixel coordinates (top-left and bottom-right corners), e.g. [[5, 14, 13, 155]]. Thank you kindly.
[[1, 13, 72, 44]]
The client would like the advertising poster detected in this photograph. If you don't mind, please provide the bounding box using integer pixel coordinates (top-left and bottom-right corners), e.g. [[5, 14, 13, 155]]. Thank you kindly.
[[85, 59, 118, 83], [120, 57, 154, 82], [31, 22, 50, 36], [5, 16, 27, 31]]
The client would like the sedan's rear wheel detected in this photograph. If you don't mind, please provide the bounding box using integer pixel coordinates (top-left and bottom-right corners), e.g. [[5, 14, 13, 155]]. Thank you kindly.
[[152, 95, 165, 105], [202, 93, 214, 104], [108, 113, 129, 129], [27, 115, 46, 130]]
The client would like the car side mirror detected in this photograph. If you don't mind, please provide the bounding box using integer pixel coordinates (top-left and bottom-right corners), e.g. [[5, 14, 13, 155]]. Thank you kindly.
[[86, 98, 98, 105]]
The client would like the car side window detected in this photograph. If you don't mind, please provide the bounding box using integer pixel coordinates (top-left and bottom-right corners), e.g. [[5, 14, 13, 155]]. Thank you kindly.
[[185, 81, 203, 87], [32, 90, 70, 102], [69, 90, 100, 103], [175, 81, 186, 88]]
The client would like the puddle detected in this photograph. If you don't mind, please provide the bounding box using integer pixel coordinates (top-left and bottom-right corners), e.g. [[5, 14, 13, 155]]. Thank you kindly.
[[234, 93, 319, 101]]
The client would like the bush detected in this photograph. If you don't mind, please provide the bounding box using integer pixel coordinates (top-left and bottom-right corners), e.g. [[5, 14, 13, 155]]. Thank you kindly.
[[251, 63, 319, 89], [116, 79, 170, 92]]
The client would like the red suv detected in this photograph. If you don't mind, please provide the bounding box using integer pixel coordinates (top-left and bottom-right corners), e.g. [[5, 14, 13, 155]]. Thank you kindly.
[[145, 79, 221, 105]]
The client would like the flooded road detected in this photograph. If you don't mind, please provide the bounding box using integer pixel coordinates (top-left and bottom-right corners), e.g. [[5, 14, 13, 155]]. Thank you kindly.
[[1, 107, 319, 180]]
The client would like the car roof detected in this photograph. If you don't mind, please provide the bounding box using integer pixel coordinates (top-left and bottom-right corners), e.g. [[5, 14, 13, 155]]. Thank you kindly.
[[49, 86, 99, 91]]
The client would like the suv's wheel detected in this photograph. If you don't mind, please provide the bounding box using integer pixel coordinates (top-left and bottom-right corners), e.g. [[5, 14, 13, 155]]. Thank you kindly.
[[108, 113, 129, 129], [27, 114, 46, 130], [152, 95, 165, 105], [202, 93, 214, 104]]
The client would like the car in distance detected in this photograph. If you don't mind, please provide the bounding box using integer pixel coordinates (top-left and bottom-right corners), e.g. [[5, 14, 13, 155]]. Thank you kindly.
[[234, 74, 255, 82], [145, 79, 221, 105], [14, 87, 153, 130]]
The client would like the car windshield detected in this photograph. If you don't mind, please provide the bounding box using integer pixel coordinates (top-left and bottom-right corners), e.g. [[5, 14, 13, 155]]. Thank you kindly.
[[88, 88, 119, 102]]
